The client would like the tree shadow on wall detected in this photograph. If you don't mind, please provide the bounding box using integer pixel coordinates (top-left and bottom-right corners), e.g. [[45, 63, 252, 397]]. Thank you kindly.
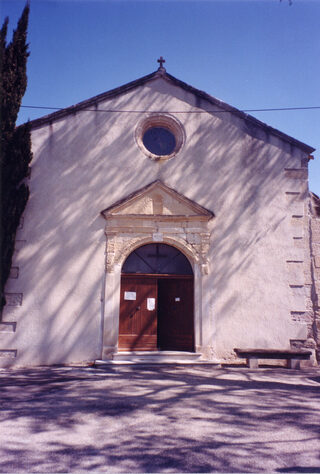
[[3, 79, 308, 365]]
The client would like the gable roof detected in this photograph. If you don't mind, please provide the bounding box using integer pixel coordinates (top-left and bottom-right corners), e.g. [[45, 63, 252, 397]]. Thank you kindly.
[[28, 67, 315, 154]]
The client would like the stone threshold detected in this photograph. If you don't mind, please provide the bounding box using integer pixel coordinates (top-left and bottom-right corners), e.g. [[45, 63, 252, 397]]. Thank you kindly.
[[95, 351, 221, 366]]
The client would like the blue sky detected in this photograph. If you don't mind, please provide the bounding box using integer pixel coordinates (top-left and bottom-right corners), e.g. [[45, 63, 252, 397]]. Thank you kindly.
[[1, 0, 319, 194]]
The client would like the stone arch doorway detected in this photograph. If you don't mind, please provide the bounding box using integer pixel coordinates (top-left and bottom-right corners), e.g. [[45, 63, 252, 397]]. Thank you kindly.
[[119, 243, 194, 352]]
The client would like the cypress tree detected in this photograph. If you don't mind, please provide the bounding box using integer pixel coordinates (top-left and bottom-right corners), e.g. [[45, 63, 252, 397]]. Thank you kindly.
[[0, 4, 32, 312]]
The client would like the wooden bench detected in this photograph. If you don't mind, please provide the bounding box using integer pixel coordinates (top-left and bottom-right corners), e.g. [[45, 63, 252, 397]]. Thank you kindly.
[[234, 348, 312, 369]]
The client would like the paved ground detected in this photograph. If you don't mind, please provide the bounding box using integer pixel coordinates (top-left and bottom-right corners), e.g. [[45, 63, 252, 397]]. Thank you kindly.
[[0, 364, 319, 473]]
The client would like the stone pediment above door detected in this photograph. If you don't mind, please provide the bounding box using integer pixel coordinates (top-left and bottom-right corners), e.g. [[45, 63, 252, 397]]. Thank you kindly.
[[101, 180, 214, 221], [101, 181, 213, 275]]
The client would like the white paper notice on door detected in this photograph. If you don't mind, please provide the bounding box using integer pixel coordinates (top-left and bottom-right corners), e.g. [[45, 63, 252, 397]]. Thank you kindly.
[[124, 291, 136, 301], [147, 298, 155, 311]]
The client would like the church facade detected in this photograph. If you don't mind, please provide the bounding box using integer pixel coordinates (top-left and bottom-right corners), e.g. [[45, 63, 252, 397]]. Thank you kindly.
[[1, 63, 319, 367]]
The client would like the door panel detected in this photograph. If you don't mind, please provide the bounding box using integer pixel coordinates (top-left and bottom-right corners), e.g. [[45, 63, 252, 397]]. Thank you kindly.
[[157, 278, 194, 351], [119, 276, 157, 351]]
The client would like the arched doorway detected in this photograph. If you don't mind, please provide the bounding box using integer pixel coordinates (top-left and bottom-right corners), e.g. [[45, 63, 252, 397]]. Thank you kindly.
[[119, 243, 194, 352]]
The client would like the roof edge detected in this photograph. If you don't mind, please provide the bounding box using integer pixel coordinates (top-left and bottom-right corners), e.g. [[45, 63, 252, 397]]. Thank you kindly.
[[27, 69, 160, 130], [163, 72, 315, 154]]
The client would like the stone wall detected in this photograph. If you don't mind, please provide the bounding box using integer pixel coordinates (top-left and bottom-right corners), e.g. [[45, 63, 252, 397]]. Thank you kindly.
[[290, 190, 320, 365], [310, 193, 320, 361]]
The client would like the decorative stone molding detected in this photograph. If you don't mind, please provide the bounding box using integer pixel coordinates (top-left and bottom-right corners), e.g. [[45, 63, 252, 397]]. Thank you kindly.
[[101, 181, 213, 274]]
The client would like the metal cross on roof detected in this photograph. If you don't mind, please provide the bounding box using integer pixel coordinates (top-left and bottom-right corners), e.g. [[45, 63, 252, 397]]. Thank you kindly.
[[157, 56, 166, 69]]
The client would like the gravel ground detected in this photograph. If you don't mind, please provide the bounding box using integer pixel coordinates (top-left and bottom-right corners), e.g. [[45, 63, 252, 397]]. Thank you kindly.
[[0, 364, 319, 473]]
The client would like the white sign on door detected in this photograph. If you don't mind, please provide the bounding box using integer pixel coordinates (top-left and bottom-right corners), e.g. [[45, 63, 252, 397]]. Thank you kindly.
[[124, 291, 136, 301], [147, 298, 155, 311]]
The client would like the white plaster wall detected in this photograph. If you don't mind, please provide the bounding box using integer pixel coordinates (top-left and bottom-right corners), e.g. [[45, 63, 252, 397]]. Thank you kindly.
[[2, 76, 310, 365]]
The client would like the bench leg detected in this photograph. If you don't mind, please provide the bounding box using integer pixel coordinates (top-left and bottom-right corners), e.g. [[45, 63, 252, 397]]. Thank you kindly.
[[247, 357, 259, 369], [287, 359, 301, 370]]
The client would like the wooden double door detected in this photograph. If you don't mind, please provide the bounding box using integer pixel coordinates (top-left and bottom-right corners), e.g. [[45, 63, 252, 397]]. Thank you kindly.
[[119, 275, 194, 351]]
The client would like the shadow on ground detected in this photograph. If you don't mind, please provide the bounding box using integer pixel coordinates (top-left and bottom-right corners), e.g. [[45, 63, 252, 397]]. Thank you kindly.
[[0, 365, 319, 473]]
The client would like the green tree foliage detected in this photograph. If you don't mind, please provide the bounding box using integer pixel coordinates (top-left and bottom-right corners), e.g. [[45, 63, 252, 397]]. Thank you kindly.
[[0, 4, 32, 312]]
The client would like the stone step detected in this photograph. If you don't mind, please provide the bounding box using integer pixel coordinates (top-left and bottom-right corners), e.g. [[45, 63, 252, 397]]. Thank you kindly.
[[113, 351, 203, 363], [96, 351, 220, 366]]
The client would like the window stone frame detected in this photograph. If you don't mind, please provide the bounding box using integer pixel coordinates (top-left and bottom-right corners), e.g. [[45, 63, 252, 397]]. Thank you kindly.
[[135, 114, 185, 161]]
